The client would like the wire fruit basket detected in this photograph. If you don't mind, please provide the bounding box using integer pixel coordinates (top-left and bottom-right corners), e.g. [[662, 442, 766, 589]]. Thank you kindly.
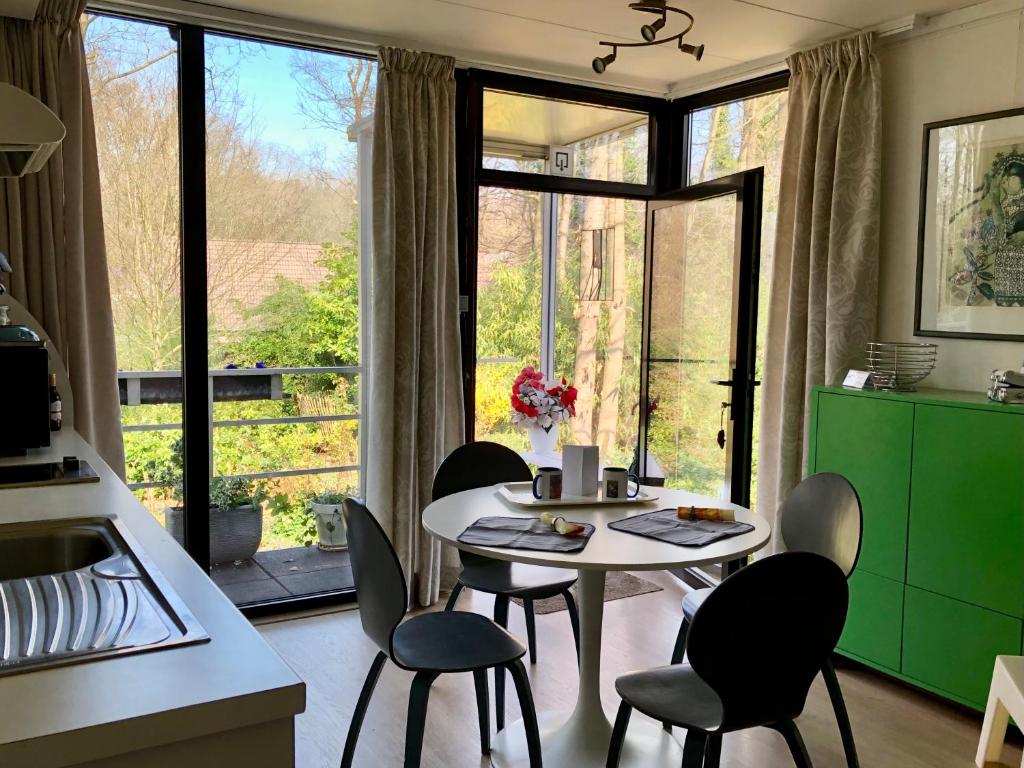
[[865, 342, 937, 392]]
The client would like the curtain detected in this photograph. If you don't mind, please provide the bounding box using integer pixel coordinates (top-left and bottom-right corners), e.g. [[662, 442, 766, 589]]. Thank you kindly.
[[0, 1, 124, 476], [757, 33, 882, 546], [366, 47, 464, 607]]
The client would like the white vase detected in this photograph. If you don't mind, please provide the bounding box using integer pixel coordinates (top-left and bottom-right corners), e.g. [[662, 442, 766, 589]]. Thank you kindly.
[[528, 426, 558, 455]]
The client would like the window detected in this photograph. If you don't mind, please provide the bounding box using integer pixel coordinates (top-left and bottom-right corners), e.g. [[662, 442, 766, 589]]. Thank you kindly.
[[474, 182, 646, 467], [482, 89, 649, 184], [85, 13, 373, 607], [84, 14, 184, 512]]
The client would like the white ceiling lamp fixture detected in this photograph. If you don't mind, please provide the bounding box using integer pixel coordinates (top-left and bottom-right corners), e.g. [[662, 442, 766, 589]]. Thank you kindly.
[[592, 0, 704, 75]]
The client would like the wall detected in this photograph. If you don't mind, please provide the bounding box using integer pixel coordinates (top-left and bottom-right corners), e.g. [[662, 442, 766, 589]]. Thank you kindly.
[[877, 1, 1024, 390]]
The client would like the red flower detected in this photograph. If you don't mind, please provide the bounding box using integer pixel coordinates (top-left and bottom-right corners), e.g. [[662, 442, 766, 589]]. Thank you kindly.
[[560, 386, 578, 407]]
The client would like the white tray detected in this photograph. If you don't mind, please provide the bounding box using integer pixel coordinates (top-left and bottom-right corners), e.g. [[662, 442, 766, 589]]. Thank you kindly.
[[496, 482, 659, 507]]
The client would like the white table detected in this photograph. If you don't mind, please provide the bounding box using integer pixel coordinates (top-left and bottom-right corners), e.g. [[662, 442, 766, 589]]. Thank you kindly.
[[422, 485, 771, 768]]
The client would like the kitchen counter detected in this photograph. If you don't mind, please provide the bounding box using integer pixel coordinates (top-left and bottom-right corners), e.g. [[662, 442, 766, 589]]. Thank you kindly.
[[0, 431, 306, 768]]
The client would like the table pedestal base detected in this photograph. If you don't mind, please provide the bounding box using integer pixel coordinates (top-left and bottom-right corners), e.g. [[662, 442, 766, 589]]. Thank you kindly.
[[490, 569, 683, 767], [490, 711, 682, 768]]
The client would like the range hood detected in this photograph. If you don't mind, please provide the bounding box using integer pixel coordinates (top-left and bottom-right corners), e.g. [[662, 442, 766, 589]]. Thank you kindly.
[[0, 83, 65, 177]]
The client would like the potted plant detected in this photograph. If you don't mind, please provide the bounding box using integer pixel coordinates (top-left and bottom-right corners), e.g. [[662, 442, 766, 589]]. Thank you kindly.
[[309, 492, 349, 551], [149, 438, 267, 565], [510, 365, 578, 454], [269, 491, 349, 551]]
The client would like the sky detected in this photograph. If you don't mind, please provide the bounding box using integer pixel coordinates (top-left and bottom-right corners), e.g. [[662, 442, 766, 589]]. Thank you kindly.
[[87, 15, 367, 173], [209, 33, 360, 167]]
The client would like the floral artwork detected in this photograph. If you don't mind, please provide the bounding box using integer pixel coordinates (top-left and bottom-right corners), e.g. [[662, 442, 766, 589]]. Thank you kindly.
[[918, 109, 1024, 339], [510, 366, 577, 433], [941, 142, 1024, 308]]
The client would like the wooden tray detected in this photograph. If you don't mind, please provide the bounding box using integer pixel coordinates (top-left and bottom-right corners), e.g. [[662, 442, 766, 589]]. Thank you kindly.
[[496, 482, 659, 507]]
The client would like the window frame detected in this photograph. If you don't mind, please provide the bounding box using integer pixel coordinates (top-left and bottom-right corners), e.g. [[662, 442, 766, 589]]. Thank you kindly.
[[85, 7, 374, 615]]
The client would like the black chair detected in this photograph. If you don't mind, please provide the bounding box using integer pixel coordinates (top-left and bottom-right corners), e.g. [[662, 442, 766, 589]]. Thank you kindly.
[[340, 499, 543, 768], [433, 441, 580, 729], [668, 472, 863, 767], [608, 551, 849, 768]]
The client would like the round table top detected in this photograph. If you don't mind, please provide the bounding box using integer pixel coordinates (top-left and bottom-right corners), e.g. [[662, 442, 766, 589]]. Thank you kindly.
[[422, 485, 771, 572]]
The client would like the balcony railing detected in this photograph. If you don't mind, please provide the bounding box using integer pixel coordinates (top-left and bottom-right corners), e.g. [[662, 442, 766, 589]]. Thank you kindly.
[[117, 366, 364, 493]]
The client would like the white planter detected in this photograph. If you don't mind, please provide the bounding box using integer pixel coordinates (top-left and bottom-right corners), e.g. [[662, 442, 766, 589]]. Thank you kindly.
[[528, 426, 558, 455], [311, 502, 348, 551]]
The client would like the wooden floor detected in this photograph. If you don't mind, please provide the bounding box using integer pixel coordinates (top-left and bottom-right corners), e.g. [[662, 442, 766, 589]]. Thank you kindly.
[[258, 570, 1022, 768]]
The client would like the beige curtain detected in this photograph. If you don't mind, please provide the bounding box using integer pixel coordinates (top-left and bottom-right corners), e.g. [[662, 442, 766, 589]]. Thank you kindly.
[[367, 47, 464, 607], [0, 1, 124, 476], [757, 33, 881, 545]]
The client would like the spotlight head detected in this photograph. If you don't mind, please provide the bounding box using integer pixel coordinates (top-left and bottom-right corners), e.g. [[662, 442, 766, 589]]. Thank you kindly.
[[680, 42, 704, 61], [592, 49, 616, 74], [640, 16, 665, 42]]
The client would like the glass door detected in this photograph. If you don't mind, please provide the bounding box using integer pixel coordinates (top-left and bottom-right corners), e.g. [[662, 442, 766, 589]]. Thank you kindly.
[[638, 170, 763, 508]]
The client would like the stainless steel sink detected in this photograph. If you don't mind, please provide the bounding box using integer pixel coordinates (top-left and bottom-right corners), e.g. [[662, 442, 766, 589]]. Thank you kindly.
[[0, 517, 207, 675]]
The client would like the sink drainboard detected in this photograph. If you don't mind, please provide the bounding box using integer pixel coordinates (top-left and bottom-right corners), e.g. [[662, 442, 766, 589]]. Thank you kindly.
[[0, 518, 207, 675]]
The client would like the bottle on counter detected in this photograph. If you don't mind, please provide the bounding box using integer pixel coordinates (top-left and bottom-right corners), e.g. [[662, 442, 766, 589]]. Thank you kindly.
[[49, 372, 62, 431]]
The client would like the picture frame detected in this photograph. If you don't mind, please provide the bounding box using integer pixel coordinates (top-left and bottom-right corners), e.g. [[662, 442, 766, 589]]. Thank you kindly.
[[915, 106, 1024, 341]]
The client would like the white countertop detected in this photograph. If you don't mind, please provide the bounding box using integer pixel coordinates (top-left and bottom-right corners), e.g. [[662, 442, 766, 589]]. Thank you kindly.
[[0, 432, 306, 767]]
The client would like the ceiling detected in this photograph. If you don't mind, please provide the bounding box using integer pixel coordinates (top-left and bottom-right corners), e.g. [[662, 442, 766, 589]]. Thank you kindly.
[[198, 0, 984, 95], [0, 0, 987, 93]]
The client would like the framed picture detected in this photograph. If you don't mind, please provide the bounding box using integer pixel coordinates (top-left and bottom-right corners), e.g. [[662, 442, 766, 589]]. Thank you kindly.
[[916, 107, 1024, 340]]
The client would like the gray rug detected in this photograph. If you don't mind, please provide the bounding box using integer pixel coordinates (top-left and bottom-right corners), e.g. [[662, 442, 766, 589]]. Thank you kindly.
[[511, 571, 663, 615]]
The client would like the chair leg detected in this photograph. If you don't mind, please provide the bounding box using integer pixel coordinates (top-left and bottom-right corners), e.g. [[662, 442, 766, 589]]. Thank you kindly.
[[681, 729, 709, 768], [404, 670, 440, 768], [704, 732, 722, 768], [444, 581, 464, 611], [822, 657, 859, 768], [506, 659, 543, 768], [473, 668, 491, 755], [524, 598, 538, 664], [607, 701, 632, 768], [494, 595, 510, 731], [340, 651, 387, 768], [563, 589, 581, 667], [773, 720, 814, 768], [671, 616, 689, 665]]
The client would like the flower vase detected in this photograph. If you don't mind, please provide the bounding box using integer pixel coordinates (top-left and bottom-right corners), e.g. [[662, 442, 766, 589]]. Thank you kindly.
[[528, 426, 558, 455]]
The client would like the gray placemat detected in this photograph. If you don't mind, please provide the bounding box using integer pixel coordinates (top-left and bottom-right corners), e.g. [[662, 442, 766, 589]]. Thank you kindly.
[[457, 516, 595, 553], [608, 508, 753, 547]]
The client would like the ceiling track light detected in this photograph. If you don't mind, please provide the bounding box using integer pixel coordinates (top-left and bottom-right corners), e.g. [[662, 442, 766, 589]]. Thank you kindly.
[[592, 1, 705, 74]]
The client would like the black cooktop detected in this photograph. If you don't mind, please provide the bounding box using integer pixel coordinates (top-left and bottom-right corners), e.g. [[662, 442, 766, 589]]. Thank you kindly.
[[0, 457, 100, 489]]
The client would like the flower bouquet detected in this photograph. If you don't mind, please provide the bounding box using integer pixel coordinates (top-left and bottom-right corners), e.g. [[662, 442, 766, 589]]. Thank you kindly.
[[510, 366, 577, 453]]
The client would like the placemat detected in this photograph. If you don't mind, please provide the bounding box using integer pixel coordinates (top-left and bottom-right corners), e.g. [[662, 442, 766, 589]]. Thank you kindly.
[[608, 508, 753, 547], [457, 516, 595, 553]]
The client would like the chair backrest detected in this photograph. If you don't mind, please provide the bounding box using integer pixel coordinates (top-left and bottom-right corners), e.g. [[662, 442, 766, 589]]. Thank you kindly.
[[686, 551, 849, 730], [343, 498, 408, 656], [431, 441, 532, 501], [781, 472, 863, 577]]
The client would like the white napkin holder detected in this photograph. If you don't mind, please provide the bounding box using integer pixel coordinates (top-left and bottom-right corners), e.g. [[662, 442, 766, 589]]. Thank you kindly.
[[562, 445, 599, 497]]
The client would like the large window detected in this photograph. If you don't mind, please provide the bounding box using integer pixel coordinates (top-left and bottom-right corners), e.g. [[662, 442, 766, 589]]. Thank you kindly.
[[474, 187, 646, 466], [85, 14, 373, 607]]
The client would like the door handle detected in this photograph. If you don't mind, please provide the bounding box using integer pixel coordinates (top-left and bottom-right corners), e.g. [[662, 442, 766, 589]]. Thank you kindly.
[[710, 380, 732, 387]]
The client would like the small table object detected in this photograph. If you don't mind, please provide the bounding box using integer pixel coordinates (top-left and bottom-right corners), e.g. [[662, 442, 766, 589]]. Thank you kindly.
[[423, 485, 771, 768], [977, 655, 1024, 767]]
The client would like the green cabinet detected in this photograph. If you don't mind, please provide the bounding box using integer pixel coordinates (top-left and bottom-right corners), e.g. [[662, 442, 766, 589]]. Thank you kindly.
[[809, 386, 1024, 710], [813, 393, 913, 581], [838, 569, 903, 671], [902, 587, 1022, 707], [908, 405, 1024, 618]]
